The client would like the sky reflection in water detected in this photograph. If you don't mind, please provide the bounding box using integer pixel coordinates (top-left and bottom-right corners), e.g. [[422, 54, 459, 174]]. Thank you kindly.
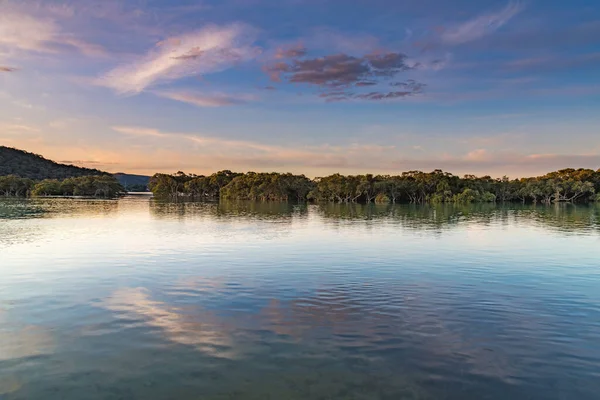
[[1, 197, 600, 399]]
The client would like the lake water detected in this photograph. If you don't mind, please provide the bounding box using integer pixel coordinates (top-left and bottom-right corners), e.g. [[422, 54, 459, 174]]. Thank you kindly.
[[1, 197, 600, 399]]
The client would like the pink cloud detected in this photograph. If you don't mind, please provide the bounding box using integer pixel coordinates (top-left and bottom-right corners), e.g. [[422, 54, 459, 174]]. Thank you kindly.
[[98, 24, 260, 94], [0, 3, 107, 57], [464, 149, 490, 162]]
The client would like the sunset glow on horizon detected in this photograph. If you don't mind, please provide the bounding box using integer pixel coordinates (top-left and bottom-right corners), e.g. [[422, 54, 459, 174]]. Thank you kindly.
[[1, 0, 599, 177]]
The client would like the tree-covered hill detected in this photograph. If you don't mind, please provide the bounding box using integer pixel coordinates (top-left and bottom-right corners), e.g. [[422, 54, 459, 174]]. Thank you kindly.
[[113, 173, 150, 191], [0, 146, 107, 180]]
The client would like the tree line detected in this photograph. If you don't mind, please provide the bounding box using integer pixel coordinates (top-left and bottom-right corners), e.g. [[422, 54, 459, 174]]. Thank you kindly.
[[0, 175, 124, 198], [148, 168, 600, 204], [149, 171, 314, 201]]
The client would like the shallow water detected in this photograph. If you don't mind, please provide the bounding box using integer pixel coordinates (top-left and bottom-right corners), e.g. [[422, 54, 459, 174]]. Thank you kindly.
[[1, 197, 600, 399]]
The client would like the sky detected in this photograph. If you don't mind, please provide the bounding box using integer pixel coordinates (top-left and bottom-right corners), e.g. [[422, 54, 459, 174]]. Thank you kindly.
[[0, 0, 599, 177]]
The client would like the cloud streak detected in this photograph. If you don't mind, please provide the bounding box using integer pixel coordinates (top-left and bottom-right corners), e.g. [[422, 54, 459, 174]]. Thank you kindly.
[[112, 125, 278, 153], [0, 8, 62, 53], [99, 23, 260, 94], [154, 91, 256, 107], [0, 123, 41, 134], [0, 4, 107, 57], [111, 125, 399, 170], [441, 2, 523, 45], [109, 125, 600, 177]]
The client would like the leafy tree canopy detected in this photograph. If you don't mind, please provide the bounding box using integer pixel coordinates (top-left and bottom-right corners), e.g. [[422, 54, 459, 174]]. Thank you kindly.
[[149, 168, 600, 204]]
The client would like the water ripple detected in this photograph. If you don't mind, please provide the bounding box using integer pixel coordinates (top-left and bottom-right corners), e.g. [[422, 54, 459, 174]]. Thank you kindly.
[[1, 197, 599, 399]]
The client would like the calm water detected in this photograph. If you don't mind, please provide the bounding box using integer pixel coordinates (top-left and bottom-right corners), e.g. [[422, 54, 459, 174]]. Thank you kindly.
[[1, 197, 600, 399]]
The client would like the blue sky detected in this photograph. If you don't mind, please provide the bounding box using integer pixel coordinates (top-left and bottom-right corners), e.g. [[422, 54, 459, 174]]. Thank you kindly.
[[1, 0, 599, 177]]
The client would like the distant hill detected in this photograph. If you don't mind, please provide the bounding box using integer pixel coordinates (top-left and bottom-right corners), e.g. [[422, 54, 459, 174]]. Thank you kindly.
[[0, 146, 108, 180], [114, 173, 150, 191]]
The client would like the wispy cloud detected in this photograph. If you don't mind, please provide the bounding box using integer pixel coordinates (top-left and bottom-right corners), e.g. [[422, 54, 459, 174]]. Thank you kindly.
[[154, 91, 256, 107], [112, 125, 281, 153], [0, 66, 17, 72], [17, 123, 599, 177], [0, 8, 62, 53], [505, 56, 552, 68], [59, 159, 118, 166], [505, 52, 600, 73], [111, 125, 399, 170], [441, 2, 523, 45], [0, 4, 107, 57], [110, 125, 600, 177], [0, 123, 41, 134], [475, 19, 600, 51], [464, 148, 490, 162], [98, 23, 260, 94]]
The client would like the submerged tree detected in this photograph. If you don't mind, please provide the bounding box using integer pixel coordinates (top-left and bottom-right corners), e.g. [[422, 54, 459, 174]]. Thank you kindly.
[[0, 175, 34, 196], [0, 175, 124, 198], [145, 168, 600, 204], [220, 172, 314, 201], [30, 176, 124, 197]]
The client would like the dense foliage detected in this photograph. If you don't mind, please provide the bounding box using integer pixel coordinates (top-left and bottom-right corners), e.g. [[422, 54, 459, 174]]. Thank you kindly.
[[149, 171, 314, 201], [0, 147, 124, 197], [221, 173, 314, 201], [149, 171, 238, 199], [0, 175, 124, 197], [149, 168, 600, 204], [0, 175, 34, 196], [312, 169, 600, 204], [0, 146, 107, 180]]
